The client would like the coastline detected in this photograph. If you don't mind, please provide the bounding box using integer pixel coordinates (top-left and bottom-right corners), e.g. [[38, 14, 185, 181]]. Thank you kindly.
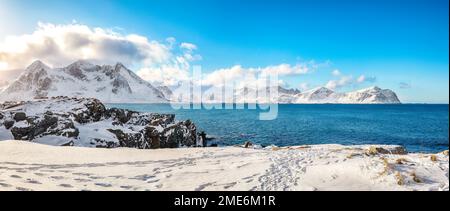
[[0, 140, 448, 191]]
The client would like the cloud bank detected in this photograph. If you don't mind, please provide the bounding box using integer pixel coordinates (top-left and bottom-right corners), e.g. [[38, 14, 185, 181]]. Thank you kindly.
[[326, 70, 377, 90], [0, 22, 200, 86], [0, 22, 381, 91], [200, 63, 316, 88]]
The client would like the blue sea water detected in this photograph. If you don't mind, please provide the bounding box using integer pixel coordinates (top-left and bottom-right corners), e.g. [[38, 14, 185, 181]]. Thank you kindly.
[[108, 104, 449, 153]]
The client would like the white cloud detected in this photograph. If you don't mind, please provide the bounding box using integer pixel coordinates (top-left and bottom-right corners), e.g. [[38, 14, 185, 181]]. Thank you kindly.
[[298, 83, 310, 91], [200, 62, 316, 88], [260, 63, 313, 76], [399, 82, 412, 89], [1, 22, 382, 92], [332, 69, 341, 76], [201, 65, 258, 87], [325, 75, 354, 90], [166, 37, 176, 48], [357, 75, 377, 83], [180, 42, 197, 51], [0, 22, 200, 86], [326, 71, 378, 90]]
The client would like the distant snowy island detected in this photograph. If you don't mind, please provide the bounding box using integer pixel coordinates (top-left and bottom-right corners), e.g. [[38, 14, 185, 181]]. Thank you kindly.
[[0, 60, 401, 104]]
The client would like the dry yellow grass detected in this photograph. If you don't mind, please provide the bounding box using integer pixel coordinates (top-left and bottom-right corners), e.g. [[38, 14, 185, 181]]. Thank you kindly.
[[410, 172, 422, 183], [442, 150, 449, 156], [396, 158, 408, 165], [332, 147, 364, 153], [395, 172, 404, 186], [293, 146, 311, 150], [346, 153, 361, 159], [379, 157, 392, 176], [367, 146, 379, 156], [430, 155, 438, 162], [271, 146, 282, 151]]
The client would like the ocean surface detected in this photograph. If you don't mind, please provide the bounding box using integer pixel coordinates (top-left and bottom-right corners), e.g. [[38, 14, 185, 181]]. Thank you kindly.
[[108, 104, 449, 153]]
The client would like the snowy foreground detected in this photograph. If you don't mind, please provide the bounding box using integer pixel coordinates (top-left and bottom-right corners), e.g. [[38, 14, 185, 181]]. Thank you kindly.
[[0, 140, 448, 191]]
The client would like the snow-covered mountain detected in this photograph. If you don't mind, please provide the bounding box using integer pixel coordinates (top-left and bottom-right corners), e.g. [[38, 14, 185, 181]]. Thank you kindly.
[[232, 86, 301, 104], [0, 60, 168, 103], [294, 86, 401, 104], [0, 60, 401, 104], [295, 87, 337, 103], [0, 81, 8, 92], [198, 86, 400, 104], [339, 86, 401, 104], [0, 69, 21, 92]]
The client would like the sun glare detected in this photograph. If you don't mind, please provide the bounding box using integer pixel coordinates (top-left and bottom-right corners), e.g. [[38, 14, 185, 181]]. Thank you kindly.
[[0, 61, 9, 71]]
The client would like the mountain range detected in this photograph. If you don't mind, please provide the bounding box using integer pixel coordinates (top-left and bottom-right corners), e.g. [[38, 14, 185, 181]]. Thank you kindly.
[[0, 60, 167, 103], [0, 61, 401, 104]]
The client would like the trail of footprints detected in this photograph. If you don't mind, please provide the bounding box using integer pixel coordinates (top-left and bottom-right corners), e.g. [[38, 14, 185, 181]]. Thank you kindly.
[[0, 150, 269, 191], [0, 159, 199, 191]]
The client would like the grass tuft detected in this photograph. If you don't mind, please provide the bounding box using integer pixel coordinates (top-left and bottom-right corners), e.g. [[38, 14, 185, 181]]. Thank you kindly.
[[430, 155, 438, 162], [410, 172, 422, 183], [396, 158, 408, 165], [395, 172, 404, 186], [367, 146, 379, 156], [379, 157, 392, 176]]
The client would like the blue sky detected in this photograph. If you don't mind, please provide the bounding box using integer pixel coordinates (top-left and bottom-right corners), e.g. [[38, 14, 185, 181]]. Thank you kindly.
[[0, 0, 448, 103]]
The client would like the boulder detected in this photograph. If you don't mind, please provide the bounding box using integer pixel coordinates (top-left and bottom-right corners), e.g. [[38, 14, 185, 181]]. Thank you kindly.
[[3, 120, 15, 129], [73, 98, 107, 123], [107, 108, 137, 125], [144, 127, 161, 149], [107, 129, 143, 148], [13, 112, 27, 122], [244, 141, 254, 148], [11, 125, 33, 140]]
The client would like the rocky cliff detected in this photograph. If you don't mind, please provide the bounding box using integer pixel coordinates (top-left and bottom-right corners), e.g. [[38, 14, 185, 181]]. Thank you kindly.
[[0, 96, 198, 149]]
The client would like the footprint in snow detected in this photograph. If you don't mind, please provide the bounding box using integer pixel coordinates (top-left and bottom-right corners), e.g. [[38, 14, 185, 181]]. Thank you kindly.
[[120, 186, 133, 190], [131, 174, 156, 181], [74, 178, 92, 183], [0, 182, 12, 188], [95, 183, 112, 188], [16, 187, 33, 191], [195, 183, 215, 191], [59, 184, 73, 188], [50, 176, 65, 180], [26, 179, 42, 184], [223, 182, 237, 189]]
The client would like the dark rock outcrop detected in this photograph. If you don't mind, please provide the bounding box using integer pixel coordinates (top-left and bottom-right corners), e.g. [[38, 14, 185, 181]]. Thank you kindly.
[[0, 96, 199, 149], [3, 120, 14, 129], [13, 112, 27, 122]]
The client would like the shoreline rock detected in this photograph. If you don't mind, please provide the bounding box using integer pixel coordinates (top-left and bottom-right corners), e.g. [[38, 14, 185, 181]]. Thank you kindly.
[[0, 96, 199, 149]]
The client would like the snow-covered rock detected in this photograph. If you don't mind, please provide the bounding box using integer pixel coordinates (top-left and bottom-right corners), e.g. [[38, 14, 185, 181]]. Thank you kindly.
[[0, 60, 168, 103], [0, 96, 198, 148], [293, 86, 401, 104]]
